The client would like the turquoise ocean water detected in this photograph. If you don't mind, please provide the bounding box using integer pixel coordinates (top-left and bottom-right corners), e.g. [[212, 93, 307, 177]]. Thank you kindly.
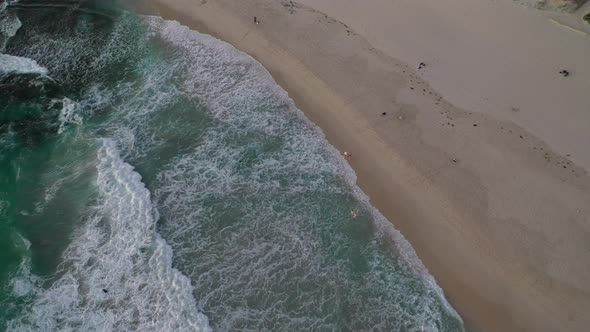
[[0, 1, 464, 331]]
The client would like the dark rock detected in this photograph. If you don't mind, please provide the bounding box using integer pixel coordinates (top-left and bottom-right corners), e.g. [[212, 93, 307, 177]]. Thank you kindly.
[[526, 0, 589, 13]]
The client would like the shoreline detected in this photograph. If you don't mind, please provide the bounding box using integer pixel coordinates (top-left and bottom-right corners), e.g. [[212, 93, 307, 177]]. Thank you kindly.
[[130, 0, 590, 331]]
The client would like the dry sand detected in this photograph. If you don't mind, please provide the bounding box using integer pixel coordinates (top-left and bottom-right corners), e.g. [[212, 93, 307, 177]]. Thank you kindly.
[[130, 0, 590, 331], [298, 0, 590, 170]]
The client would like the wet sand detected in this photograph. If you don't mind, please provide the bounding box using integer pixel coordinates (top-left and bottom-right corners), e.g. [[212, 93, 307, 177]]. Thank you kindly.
[[131, 0, 590, 331]]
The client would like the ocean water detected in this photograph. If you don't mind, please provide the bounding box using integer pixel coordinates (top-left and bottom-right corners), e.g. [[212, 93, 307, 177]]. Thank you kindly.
[[0, 1, 465, 331]]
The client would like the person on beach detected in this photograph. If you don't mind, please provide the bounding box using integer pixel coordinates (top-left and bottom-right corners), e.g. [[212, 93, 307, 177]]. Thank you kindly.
[[418, 62, 426, 69], [559, 69, 569, 77], [254, 16, 259, 25], [343, 151, 352, 160]]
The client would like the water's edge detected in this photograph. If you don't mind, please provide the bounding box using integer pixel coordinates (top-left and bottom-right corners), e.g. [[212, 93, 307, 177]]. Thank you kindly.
[[1, 3, 464, 330]]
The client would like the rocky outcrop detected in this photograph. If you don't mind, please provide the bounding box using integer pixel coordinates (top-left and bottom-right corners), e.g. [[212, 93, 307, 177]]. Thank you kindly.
[[538, 0, 588, 12], [515, 0, 589, 12]]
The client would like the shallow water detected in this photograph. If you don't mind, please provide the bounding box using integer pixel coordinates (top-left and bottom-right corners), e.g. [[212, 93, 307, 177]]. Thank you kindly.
[[0, 1, 464, 331]]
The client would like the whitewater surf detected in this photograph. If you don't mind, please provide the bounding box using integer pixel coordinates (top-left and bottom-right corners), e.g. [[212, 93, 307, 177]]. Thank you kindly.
[[0, 2, 464, 331]]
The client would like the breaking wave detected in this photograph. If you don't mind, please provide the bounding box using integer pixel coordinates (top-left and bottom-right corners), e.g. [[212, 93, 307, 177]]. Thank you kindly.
[[7, 139, 211, 332]]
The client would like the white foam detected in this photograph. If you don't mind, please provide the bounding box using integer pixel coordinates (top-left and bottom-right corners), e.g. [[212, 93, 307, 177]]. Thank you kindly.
[[12, 278, 33, 297], [0, 54, 47, 75], [0, 0, 19, 15], [5, 13, 461, 329], [8, 139, 211, 332], [144, 16, 464, 328], [10, 258, 38, 298], [0, 14, 20, 37], [55, 97, 83, 134], [146, 17, 439, 273], [12, 231, 31, 251], [33, 176, 65, 214], [7, 232, 37, 299]]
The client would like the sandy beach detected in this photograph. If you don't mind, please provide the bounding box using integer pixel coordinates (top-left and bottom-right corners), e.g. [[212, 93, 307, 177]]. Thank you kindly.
[[130, 0, 590, 331]]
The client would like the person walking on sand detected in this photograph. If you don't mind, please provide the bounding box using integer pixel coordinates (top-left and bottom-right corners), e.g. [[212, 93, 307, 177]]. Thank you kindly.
[[254, 16, 259, 25], [343, 151, 352, 161]]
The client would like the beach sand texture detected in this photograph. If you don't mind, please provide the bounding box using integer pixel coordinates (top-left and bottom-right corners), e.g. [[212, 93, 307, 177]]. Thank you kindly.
[[133, 0, 590, 331]]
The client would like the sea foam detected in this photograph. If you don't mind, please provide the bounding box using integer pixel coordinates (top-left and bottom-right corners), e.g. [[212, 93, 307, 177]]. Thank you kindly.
[[150, 16, 448, 288], [7, 139, 211, 332], [144, 17, 463, 330], [0, 9, 21, 50], [55, 97, 82, 134], [4, 9, 462, 330], [0, 54, 47, 75]]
